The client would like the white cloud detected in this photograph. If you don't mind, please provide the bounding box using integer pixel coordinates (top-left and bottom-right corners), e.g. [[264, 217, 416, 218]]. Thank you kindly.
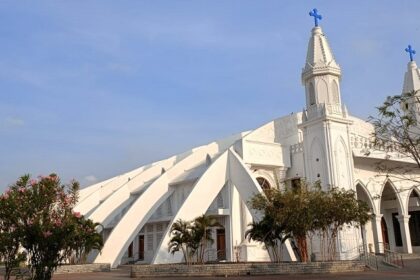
[[84, 175, 98, 183]]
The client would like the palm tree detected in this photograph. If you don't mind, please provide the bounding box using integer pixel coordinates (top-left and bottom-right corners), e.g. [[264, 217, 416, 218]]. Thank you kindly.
[[245, 215, 290, 262], [168, 219, 194, 264], [193, 215, 221, 263]]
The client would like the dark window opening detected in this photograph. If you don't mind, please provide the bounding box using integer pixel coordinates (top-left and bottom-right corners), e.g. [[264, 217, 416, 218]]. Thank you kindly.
[[128, 242, 133, 258], [409, 210, 420, 246], [291, 178, 301, 190], [257, 177, 271, 190], [392, 213, 403, 247]]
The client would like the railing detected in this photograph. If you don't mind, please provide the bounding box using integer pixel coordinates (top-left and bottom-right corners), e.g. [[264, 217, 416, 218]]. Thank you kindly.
[[383, 249, 404, 268], [204, 249, 227, 263], [358, 244, 379, 270]]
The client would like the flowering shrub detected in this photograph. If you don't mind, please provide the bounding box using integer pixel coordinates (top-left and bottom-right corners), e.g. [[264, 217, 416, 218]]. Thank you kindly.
[[0, 174, 103, 280]]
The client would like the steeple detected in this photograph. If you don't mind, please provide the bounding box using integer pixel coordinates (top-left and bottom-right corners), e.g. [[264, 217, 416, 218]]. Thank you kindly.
[[302, 9, 343, 111], [402, 45, 420, 94], [302, 26, 341, 81]]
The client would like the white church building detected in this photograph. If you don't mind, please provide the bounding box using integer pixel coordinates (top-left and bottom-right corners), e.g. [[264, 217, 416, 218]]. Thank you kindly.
[[75, 11, 420, 268]]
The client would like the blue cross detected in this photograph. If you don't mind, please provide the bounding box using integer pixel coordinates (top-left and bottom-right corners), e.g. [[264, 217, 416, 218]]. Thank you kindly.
[[309, 8, 322, 27], [405, 45, 416, 62]]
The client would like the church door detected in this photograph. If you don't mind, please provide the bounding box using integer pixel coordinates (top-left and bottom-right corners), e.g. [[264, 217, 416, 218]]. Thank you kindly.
[[216, 229, 226, 260], [381, 217, 389, 250], [138, 235, 144, 260]]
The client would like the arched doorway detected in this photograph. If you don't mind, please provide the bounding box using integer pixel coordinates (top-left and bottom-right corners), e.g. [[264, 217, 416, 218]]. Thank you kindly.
[[408, 188, 420, 249], [381, 217, 389, 250], [356, 183, 375, 253], [379, 182, 404, 252]]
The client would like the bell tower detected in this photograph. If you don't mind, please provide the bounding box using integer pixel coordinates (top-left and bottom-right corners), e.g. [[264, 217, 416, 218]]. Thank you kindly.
[[299, 9, 354, 190], [401, 44, 420, 121]]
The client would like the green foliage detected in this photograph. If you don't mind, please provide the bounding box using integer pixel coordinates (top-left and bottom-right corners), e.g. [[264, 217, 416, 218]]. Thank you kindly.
[[0, 174, 104, 280], [371, 91, 420, 165], [245, 215, 290, 262], [168, 215, 221, 264], [249, 182, 371, 262]]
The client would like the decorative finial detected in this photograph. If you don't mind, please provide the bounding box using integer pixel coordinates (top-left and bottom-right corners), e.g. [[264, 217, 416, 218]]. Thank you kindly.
[[309, 8, 322, 27], [405, 45, 416, 62]]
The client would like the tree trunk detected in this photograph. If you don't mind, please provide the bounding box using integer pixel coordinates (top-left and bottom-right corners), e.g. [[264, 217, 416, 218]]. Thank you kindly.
[[296, 236, 308, 262]]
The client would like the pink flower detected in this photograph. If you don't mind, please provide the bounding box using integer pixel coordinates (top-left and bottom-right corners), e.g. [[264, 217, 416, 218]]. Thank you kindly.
[[73, 212, 81, 218], [27, 219, 34, 225], [43, 231, 52, 238], [2, 193, 8, 199], [18, 187, 26, 193], [29, 179, 37, 186]]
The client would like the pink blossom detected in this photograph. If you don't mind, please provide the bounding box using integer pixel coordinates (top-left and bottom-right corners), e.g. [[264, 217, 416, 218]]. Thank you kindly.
[[29, 179, 37, 186], [73, 212, 81, 218], [2, 193, 8, 199], [27, 219, 34, 225], [43, 231, 52, 238], [18, 187, 26, 193]]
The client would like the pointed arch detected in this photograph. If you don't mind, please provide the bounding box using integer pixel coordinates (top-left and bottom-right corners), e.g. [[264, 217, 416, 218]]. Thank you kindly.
[[331, 80, 340, 104], [355, 180, 376, 214], [334, 136, 350, 189], [316, 79, 328, 104], [406, 186, 420, 212], [378, 179, 405, 215], [309, 137, 326, 185]]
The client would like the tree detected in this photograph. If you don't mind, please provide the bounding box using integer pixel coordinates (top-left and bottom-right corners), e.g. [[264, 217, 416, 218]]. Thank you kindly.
[[245, 214, 290, 262], [0, 188, 26, 280], [249, 183, 371, 262], [370, 90, 420, 183], [0, 174, 104, 280], [193, 215, 221, 263], [168, 215, 221, 264], [168, 219, 195, 264]]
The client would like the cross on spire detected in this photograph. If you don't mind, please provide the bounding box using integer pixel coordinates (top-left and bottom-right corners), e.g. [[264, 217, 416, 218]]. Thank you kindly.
[[309, 8, 322, 27], [405, 45, 416, 62]]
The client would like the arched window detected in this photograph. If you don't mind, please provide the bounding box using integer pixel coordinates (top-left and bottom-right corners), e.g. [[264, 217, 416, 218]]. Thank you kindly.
[[331, 80, 340, 103], [309, 82, 316, 105], [256, 177, 271, 190]]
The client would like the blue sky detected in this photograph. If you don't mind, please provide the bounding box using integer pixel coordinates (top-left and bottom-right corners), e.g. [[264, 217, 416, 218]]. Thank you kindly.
[[1, 1, 420, 191]]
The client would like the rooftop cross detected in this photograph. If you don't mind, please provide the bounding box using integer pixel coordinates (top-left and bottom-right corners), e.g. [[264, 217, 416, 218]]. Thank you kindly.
[[405, 45, 416, 62], [309, 8, 322, 27]]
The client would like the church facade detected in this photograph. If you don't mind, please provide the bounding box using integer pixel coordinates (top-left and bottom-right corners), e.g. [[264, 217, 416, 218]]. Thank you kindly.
[[75, 13, 420, 268]]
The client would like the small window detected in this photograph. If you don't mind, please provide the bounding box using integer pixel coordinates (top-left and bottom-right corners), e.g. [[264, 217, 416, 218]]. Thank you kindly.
[[256, 177, 271, 190], [291, 178, 301, 190], [309, 83, 316, 105]]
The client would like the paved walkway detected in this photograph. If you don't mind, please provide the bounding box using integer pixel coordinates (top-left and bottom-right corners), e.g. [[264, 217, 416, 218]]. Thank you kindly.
[[50, 259, 418, 280]]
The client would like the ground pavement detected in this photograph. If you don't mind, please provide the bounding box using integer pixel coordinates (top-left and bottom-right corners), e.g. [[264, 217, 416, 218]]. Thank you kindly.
[[49, 259, 420, 280]]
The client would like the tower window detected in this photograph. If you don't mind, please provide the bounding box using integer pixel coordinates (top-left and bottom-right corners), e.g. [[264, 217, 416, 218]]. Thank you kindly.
[[309, 83, 316, 105]]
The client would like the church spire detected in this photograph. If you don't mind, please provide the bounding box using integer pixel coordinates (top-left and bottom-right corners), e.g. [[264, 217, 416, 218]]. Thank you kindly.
[[402, 44, 420, 94], [302, 9, 342, 110], [302, 9, 341, 83]]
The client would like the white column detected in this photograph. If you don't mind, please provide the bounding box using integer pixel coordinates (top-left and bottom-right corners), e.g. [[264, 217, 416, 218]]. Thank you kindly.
[[372, 214, 384, 253], [397, 215, 412, 254]]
